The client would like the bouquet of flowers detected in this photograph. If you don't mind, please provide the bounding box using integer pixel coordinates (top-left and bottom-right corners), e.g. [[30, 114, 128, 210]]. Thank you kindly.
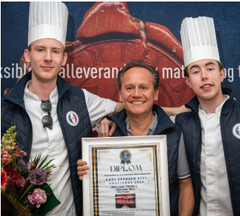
[[1, 126, 60, 216]]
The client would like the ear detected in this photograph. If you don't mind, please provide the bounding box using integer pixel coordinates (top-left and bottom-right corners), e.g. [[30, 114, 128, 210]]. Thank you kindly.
[[185, 76, 192, 88], [119, 91, 123, 102], [24, 49, 31, 63], [154, 88, 159, 101], [220, 69, 225, 82], [61, 52, 68, 66]]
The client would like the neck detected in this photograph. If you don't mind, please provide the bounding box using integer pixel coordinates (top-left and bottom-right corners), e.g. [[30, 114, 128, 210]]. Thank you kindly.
[[127, 112, 154, 136], [198, 94, 226, 114], [28, 79, 57, 101]]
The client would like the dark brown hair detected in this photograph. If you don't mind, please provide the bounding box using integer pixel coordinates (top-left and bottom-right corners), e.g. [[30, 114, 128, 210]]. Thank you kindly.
[[117, 60, 159, 90]]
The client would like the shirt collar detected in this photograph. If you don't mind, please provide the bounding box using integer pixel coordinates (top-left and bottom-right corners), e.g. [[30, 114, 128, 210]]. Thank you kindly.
[[199, 94, 229, 115], [24, 80, 58, 103], [125, 111, 158, 136]]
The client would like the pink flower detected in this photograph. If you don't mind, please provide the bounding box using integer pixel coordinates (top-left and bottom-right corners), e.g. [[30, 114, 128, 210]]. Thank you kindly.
[[13, 145, 27, 158], [5, 145, 13, 151], [21, 159, 25, 166], [28, 188, 47, 208], [30, 161, 35, 167], [15, 175, 25, 187]]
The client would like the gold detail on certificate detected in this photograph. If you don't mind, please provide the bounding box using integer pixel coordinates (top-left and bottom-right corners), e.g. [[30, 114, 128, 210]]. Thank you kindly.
[[139, 148, 153, 161], [97, 150, 110, 163]]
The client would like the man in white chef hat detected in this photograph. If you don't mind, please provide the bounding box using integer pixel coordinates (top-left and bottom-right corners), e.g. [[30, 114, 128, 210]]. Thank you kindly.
[[1, 2, 123, 216], [175, 16, 240, 216]]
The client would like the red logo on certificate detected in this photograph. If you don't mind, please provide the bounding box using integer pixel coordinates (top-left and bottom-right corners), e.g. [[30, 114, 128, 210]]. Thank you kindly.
[[115, 193, 136, 208]]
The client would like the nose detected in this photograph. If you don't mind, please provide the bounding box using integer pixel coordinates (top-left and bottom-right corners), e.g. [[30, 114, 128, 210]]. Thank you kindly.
[[201, 69, 208, 80], [132, 87, 141, 97], [44, 50, 52, 61]]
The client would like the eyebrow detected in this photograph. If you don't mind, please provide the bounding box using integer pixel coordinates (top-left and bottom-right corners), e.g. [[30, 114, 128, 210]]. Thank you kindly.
[[52, 47, 62, 50], [34, 45, 44, 48], [34, 46, 64, 53], [189, 61, 216, 71], [205, 61, 216, 67], [35, 45, 62, 50]]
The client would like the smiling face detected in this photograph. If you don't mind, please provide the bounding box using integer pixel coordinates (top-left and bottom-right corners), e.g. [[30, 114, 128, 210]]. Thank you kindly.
[[24, 38, 67, 84], [185, 59, 225, 104], [119, 67, 159, 119]]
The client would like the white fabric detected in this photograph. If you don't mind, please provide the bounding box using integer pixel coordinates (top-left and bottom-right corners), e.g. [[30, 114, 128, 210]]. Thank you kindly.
[[82, 89, 116, 128], [198, 95, 233, 216], [24, 82, 116, 216], [28, 2, 68, 47], [180, 16, 220, 67]]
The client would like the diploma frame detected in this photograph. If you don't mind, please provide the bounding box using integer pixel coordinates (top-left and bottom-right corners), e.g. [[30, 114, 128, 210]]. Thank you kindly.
[[82, 135, 170, 216]]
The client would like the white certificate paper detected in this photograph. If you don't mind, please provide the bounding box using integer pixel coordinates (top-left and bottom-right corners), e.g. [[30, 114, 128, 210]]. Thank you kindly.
[[82, 135, 169, 216]]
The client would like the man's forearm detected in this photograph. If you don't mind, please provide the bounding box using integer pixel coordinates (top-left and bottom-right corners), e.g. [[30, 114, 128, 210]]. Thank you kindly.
[[162, 105, 191, 117], [178, 178, 195, 216], [114, 102, 124, 113]]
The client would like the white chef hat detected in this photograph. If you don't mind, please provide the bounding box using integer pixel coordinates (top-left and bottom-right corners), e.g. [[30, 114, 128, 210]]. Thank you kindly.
[[180, 16, 220, 67], [28, 2, 68, 47]]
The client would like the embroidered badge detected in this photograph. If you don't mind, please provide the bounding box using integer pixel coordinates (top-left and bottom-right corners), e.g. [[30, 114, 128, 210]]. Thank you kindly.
[[232, 123, 240, 139], [66, 111, 79, 126]]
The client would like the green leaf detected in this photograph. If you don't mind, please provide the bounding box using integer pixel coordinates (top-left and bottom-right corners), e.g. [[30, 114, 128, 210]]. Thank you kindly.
[[37, 155, 49, 168]]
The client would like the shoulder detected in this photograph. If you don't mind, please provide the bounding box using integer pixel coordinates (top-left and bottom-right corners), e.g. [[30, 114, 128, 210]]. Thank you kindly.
[[57, 75, 85, 99], [108, 109, 127, 123], [62, 85, 85, 100], [175, 112, 194, 122], [68, 85, 84, 95]]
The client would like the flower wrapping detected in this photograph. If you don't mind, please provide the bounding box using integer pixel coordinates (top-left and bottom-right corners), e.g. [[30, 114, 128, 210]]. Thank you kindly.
[[1, 126, 60, 215]]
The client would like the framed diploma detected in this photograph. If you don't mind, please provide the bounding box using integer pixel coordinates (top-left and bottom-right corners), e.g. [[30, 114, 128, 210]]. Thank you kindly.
[[82, 135, 170, 216]]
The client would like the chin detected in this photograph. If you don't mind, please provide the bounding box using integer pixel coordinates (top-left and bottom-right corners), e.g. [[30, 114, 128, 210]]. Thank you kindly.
[[130, 109, 146, 116], [199, 94, 217, 101]]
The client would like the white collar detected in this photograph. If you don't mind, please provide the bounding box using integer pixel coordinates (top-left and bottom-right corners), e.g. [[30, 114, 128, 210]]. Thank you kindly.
[[24, 80, 58, 103], [199, 95, 229, 115]]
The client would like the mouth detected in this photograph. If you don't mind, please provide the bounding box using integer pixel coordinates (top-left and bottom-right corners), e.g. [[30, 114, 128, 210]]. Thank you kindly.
[[201, 84, 212, 89], [131, 101, 145, 105], [41, 66, 53, 70]]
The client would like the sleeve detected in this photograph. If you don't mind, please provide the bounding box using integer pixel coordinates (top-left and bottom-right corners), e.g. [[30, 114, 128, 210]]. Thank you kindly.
[[83, 89, 116, 126], [177, 133, 191, 179]]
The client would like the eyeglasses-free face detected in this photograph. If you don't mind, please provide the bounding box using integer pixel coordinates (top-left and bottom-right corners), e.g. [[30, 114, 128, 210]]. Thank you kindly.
[[23, 39, 68, 85], [41, 100, 53, 129]]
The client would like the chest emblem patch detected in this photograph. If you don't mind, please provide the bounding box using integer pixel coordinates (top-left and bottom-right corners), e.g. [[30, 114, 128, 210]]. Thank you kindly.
[[232, 123, 240, 139], [66, 111, 79, 126]]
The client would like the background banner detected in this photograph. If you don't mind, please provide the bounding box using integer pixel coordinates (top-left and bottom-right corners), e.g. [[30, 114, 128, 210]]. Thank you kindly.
[[1, 2, 240, 107]]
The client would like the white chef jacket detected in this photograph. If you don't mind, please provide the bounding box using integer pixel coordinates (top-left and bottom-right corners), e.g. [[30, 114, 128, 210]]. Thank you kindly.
[[199, 95, 233, 216], [24, 82, 116, 216]]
